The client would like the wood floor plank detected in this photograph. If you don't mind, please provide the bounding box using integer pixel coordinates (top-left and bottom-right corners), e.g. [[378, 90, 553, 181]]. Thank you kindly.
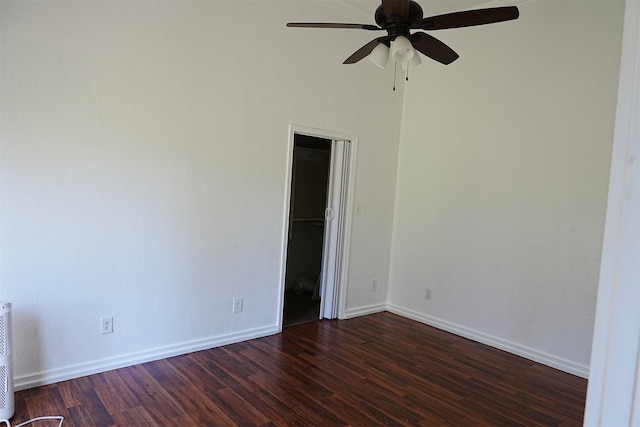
[[57, 376, 92, 409], [67, 404, 96, 427], [167, 384, 239, 426], [110, 405, 157, 426], [75, 388, 114, 426], [12, 312, 588, 426], [90, 370, 142, 416], [234, 388, 306, 426], [114, 364, 184, 423], [247, 367, 346, 426], [325, 393, 390, 427]]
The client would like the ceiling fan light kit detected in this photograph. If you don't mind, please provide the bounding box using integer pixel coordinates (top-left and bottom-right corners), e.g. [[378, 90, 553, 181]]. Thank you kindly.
[[367, 43, 390, 68], [391, 36, 415, 65], [287, 0, 519, 87], [404, 50, 422, 70]]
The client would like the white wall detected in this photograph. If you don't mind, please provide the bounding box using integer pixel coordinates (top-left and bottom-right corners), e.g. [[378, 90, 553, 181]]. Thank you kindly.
[[388, 0, 624, 377], [2, 0, 626, 391], [0, 0, 403, 388]]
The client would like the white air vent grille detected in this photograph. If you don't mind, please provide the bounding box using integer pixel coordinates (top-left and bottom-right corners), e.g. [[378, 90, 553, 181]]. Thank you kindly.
[[0, 365, 6, 409], [0, 313, 5, 357]]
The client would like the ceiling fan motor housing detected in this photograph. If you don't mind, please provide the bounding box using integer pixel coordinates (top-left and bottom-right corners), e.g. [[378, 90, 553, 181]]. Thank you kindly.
[[375, 0, 424, 39]]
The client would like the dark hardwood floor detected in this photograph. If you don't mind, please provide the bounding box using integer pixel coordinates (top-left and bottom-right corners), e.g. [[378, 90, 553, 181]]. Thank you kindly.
[[13, 312, 587, 426]]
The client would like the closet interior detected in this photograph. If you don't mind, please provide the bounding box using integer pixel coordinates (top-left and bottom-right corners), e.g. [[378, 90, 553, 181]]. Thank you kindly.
[[283, 135, 331, 326]]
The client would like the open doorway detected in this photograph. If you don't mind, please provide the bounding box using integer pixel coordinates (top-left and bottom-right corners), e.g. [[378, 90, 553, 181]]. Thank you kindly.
[[280, 126, 356, 328], [283, 135, 331, 326]]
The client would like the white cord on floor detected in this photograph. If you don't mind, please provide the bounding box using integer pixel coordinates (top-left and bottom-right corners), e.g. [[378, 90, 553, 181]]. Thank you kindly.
[[0, 416, 64, 427]]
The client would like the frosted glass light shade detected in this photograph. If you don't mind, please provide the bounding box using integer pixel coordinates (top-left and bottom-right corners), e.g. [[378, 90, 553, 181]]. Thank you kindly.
[[391, 36, 414, 64], [367, 43, 390, 68], [409, 51, 422, 67], [402, 51, 422, 70]]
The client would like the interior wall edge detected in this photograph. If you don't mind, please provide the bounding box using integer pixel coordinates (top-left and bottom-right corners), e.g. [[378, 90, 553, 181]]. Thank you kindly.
[[13, 323, 279, 392], [386, 304, 589, 379]]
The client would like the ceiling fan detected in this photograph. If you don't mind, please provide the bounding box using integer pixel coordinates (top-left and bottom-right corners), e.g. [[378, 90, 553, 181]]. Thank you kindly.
[[287, 0, 519, 69]]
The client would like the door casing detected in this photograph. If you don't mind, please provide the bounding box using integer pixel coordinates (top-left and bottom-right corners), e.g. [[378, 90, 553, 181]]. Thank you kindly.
[[278, 124, 358, 330]]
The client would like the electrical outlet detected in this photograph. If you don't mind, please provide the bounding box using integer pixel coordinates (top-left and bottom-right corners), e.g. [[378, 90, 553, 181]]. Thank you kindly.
[[371, 279, 378, 291], [424, 288, 433, 300], [101, 316, 113, 334], [232, 297, 243, 313]]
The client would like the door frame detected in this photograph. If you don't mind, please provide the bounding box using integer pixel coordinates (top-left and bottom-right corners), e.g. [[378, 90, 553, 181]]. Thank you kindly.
[[277, 124, 358, 331]]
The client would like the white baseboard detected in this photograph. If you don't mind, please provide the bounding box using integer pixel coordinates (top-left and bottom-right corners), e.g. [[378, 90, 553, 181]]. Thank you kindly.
[[344, 303, 387, 319], [14, 324, 280, 391], [386, 304, 589, 379], [15, 306, 589, 391]]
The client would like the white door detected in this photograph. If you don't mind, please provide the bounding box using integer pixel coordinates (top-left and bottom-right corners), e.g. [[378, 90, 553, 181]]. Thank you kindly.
[[319, 140, 349, 319]]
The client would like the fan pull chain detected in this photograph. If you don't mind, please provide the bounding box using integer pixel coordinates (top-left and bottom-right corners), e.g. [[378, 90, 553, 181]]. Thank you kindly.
[[393, 63, 397, 91], [406, 65, 409, 82]]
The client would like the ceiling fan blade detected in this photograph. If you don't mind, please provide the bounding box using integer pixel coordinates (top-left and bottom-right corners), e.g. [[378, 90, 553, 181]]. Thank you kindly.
[[343, 38, 386, 64], [416, 6, 519, 30], [382, 0, 409, 20], [287, 23, 381, 31], [410, 32, 459, 65]]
